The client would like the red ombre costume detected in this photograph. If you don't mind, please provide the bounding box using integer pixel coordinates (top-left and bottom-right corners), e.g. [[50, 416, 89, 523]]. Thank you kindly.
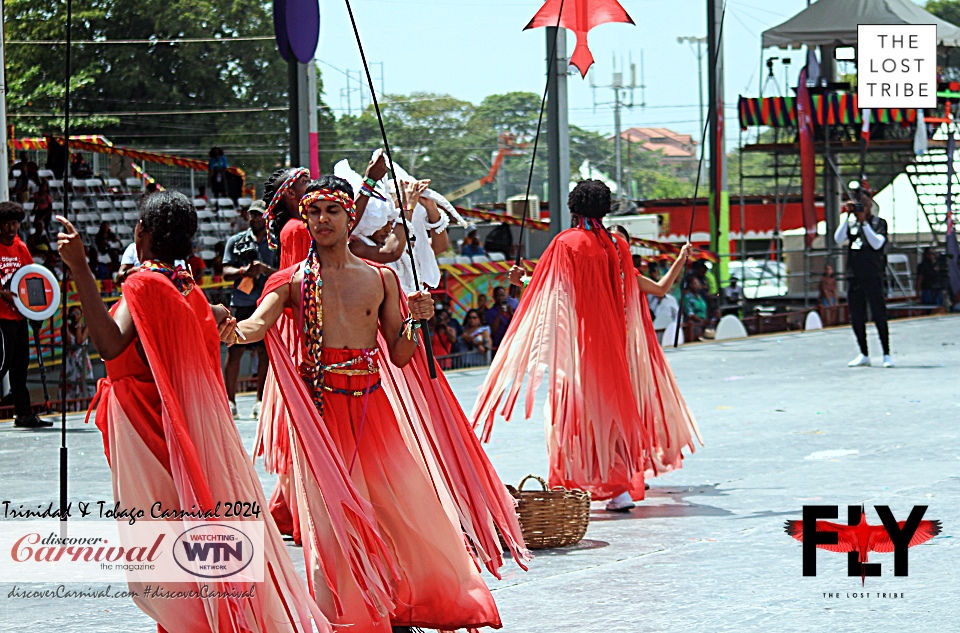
[[259, 259, 527, 632], [89, 269, 327, 633], [256, 219, 312, 543], [472, 219, 702, 501]]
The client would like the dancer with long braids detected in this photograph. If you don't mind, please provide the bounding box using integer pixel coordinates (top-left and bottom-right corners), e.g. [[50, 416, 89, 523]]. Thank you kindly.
[[474, 179, 702, 512], [255, 155, 389, 542], [54, 192, 329, 633], [219, 177, 526, 632]]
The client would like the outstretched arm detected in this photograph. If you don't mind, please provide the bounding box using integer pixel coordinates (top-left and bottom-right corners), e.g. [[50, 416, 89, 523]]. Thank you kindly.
[[637, 244, 692, 297], [219, 283, 290, 345], [379, 268, 434, 367], [56, 216, 137, 361]]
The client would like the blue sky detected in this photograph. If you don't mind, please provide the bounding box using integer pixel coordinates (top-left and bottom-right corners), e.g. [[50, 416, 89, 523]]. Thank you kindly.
[[313, 0, 822, 150]]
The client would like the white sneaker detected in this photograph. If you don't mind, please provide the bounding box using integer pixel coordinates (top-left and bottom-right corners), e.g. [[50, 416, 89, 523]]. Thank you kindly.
[[229, 401, 238, 418], [605, 491, 636, 512], [848, 354, 871, 367], [882, 355, 894, 368], [250, 401, 262, 419]]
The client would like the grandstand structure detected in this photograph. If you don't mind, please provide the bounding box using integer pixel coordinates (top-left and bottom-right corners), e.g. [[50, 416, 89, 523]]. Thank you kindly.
[[15, 168, 253, 262]]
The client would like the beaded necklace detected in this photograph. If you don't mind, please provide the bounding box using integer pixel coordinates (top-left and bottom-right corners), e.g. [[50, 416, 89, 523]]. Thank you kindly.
[[298, 242, 378, 414], [140, 259, 195, 296]]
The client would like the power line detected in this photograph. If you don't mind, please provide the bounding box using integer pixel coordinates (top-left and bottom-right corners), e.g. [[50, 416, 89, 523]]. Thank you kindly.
[[6, 36, 274, 45], [10, 107, 286, 117]]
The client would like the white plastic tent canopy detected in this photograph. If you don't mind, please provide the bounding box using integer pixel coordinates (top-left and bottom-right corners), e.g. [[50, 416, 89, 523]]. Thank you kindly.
[[762, 0, 960, 49]]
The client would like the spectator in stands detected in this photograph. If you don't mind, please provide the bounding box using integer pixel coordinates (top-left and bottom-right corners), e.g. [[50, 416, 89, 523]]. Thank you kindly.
[[32, 180, 53, 232], [222, 205, 277, 419], [65, 305, 94, 400], [88, 246, 112, 281], [70, 153, 92, 179], [208, 147, 229, 198], [436, 307, 462, 354], [818, 264, 839, 327], [916, 247, 944, 306], [0, 202, 49, 427], [683, 277, 709, 339], [646, 263, 663, 318], [819, 265, 838, 308], [145, 182, 159, 195], [10, 153, 35, 203], [187, 242, 206, 280], [116, 241, 141, 284], [475, 293, 490, 324], [430, 311, 458, 369], [41, 246, 63, 281], [485, 285, 514, 351], [197, 185, 209, 202], [459, 309, 492, 366], [721, 276, 744, 315], [439, 305, 463, 348], [461, 228, 485, 257], [27, 221, 52, 255], [95, 222, 123, 270]]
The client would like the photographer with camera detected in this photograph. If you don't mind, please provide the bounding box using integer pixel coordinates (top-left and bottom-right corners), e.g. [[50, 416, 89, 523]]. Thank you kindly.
[[833, 181, 893, 368], [222, 200, 277, 418]]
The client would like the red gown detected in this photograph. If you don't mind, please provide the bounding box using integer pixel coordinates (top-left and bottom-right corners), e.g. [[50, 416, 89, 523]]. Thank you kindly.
[[257, 219, 312, 542], [260, 262, 527, 632], [472, 222, 702, 501], [90, 270, 327, 632]]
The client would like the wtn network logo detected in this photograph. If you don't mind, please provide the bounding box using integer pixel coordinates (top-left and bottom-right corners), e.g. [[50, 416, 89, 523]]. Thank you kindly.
[[173, 524, 255, 579], [784, 505, 941, 586]]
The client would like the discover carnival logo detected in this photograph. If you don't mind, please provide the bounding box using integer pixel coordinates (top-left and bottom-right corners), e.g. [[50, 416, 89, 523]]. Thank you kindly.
[[0, 520, 264, 583]]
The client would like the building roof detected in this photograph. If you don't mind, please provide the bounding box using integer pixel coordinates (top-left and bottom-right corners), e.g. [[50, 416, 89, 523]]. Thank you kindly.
[[618, 127, 697, 158]]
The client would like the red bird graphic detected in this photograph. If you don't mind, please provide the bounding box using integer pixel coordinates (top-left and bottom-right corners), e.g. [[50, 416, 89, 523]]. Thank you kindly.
[[524, 0, 635, 78], [784, 510, 941, 586]]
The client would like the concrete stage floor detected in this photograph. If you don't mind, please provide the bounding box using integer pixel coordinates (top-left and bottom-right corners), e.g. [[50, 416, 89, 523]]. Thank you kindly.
[[1, 315, 957, 632]]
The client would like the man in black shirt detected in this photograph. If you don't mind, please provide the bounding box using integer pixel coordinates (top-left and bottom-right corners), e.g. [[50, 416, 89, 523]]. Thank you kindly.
[[833, 185, 892, 368]]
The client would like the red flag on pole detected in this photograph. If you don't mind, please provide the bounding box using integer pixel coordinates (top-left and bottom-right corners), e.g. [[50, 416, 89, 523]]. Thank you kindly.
[[524, 0, 634, 77], [797, 67, 818, 248]]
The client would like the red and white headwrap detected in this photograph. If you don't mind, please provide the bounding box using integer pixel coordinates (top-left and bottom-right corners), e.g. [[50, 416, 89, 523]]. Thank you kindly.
[[263, 167, 309, 249], [299, 188, 357, 224]]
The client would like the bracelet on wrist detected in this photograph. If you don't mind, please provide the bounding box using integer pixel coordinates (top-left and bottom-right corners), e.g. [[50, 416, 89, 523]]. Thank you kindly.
[[363, 176, 378, 189]]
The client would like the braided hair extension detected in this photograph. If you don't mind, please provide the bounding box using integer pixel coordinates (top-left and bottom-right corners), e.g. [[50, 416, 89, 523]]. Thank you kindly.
[[262, 167, 304, 257]]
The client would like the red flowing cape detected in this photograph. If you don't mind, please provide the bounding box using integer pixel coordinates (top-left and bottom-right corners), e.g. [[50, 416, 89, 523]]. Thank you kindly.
[[114, 272, 328, 632], [261, 263, 528, 589], [471, 227, 702, 500]]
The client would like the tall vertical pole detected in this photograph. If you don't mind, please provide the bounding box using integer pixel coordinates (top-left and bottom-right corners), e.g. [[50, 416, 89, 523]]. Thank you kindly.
[[61, 0, 73, 527], [547, 27, 571, 240], [707, 0, 729, 279], [614, 84, 623, 206], [288, 61, 314, 169], [0, 0, 8, 201], [307, 62, 320, 177]]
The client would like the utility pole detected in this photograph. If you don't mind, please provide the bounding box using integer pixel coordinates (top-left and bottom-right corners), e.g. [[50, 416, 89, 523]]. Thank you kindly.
[[677, 36, 706, 136], [591, 59, 638, 210], [546, 27, 571, 238], [0, 0, 8, 201], [678, 35, 707, 190], [707, 0, 729, 278]]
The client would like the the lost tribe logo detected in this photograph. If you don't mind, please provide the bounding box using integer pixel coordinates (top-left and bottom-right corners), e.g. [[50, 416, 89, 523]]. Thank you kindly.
[[172, 524, 255, 579], [784, 505, 941, 585]]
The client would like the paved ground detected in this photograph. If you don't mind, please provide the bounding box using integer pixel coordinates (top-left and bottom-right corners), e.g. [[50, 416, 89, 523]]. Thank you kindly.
[[1, 315, 957, 631]]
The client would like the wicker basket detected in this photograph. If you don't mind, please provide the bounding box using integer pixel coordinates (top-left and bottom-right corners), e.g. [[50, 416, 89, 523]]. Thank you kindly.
[[507, 475, 591, 549]]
